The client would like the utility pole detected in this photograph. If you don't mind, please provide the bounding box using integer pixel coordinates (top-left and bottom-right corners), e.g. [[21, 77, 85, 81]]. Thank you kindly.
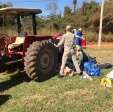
[[98, 0, 104, 47]]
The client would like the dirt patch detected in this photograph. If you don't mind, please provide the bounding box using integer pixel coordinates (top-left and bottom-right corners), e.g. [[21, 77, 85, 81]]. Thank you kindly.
[[87, 42, 113, 49]]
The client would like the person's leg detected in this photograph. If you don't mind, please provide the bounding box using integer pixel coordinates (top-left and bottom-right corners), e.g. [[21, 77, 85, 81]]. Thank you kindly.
[[78, 51, 83, 65], [72, 54, 81, 74], [59, 52, 68, 76]]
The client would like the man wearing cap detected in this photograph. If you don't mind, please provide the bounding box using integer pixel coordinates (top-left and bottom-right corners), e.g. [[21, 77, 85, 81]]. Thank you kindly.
[[55, 25, 81, 77]]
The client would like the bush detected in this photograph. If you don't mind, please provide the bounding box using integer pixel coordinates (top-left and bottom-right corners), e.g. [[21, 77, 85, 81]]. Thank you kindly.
[[102, 33, 113, 42], [86, 31, 113, 42], [86, 31, 98, 42]]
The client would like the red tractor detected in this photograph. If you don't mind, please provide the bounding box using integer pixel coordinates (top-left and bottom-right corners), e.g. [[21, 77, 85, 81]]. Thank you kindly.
[[0, 7, 60, 80]]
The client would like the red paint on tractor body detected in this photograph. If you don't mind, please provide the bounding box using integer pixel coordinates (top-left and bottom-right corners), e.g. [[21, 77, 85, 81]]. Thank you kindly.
[[0, 35, 53, 58]]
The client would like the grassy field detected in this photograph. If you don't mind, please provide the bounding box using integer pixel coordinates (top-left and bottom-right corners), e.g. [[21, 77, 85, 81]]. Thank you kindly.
[[0, 48, 113, 112]]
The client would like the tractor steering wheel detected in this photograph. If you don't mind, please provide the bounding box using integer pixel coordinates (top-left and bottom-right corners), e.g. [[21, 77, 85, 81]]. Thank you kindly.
[[0, 34, 9, 44], [0, 34, 9, 39]]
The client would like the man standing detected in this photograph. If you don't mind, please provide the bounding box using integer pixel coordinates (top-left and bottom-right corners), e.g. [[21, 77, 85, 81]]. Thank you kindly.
[[75, 28, 83, 47], [56, 25, 81, 77]]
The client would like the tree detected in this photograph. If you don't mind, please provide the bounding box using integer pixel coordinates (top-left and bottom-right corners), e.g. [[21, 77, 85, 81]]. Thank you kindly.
[[64, 6, 72, 17], [46, 1, 59, 17], [0, 2, 13, 8], [73, 0, 77, 14], [0, 2, 14, 27], [82, 1, 98, 15]]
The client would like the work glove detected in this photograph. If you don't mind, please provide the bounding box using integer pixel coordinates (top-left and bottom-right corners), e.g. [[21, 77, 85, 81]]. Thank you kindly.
[[54, 44, 58, 47]]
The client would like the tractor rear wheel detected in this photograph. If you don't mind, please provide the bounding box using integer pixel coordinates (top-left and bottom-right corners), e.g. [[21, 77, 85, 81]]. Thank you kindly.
[[24, 40, 58, 80]]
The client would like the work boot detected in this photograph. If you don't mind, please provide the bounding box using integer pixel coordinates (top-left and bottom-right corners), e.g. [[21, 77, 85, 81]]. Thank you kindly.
[[73, 71, 82, 75], [58, 72, 65, 78], [69, 71, 74, 76]]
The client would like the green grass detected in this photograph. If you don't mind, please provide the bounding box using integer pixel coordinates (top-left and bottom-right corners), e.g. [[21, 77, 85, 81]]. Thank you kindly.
[[0, 48, 113, 112]]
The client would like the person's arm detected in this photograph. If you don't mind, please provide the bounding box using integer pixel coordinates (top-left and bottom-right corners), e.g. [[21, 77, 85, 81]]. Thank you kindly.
[[56, 35, 65, 47]]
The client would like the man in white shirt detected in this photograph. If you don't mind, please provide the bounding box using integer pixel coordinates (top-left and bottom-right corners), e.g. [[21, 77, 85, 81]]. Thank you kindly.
[[56, 25, 81, 77]]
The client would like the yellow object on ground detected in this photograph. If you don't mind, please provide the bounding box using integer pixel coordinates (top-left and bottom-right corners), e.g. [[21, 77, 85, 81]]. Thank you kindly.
[[100, 78, 112, 87]]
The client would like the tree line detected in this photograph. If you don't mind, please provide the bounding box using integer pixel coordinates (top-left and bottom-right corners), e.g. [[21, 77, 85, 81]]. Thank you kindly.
[[0, 0, 113, 35]]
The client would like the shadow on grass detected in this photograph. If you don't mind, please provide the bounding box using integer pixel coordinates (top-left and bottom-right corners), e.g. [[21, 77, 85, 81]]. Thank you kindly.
[[0, 64, 57, 92], [0, 56, 58, 90], [98, 63, 113, 69], [0, 70, 57, 91], [0, 71, 30, 92], [0, 94, 11, 106], [37, 73, 57, 82]]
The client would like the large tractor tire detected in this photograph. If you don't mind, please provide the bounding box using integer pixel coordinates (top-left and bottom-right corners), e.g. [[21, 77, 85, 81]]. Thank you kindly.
[[24, 40, 58, 80]]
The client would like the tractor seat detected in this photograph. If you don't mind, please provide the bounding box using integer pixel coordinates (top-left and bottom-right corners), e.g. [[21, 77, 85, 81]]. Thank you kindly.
[[8, 36, 25, 50]]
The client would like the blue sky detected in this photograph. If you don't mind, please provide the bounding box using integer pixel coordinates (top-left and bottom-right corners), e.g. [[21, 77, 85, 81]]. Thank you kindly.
[[0, 0, 100, 16]]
